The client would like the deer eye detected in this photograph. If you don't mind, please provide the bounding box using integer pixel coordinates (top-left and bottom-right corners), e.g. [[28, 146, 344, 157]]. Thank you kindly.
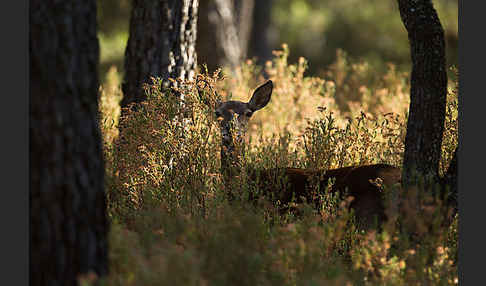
[[215, 110, 222, 118]]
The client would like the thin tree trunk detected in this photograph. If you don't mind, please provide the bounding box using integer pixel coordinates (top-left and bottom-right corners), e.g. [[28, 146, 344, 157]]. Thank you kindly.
[[235, 0, 255, 60], [121, 0, 199, 108], [30, 1, 108, 285], [248, 0, 274, 66], [209, 0, 254, 69], [195, 1, 219, 72], [398, 0, 448, 187]]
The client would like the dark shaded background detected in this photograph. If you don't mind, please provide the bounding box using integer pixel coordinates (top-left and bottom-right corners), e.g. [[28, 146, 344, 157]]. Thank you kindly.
[[97, 0, 457, 82]]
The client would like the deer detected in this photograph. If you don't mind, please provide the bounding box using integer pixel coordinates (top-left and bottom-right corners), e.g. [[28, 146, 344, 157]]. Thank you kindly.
[[213, 80, 402, 228]]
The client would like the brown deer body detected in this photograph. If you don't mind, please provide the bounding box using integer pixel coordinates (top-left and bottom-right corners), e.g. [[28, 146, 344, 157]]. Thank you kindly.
[[214, 80, 401, 227], [249, 164, 401, 227]]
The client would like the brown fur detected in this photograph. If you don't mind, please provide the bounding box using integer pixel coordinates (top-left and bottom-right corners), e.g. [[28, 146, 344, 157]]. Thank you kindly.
[[248, 164, 401, 227]]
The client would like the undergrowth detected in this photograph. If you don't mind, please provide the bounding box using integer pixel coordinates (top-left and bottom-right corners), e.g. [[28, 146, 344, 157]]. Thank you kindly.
[[96, 46, 458, 285]]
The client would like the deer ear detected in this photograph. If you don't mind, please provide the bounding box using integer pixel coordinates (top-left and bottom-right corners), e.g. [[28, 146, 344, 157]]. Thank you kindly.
[[248, 80, 273, 111]]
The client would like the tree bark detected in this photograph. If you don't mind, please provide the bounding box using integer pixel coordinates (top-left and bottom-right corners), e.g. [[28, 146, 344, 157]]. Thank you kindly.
[[248, 0, 274, 66], [398, 0, 448, 187], [30, 1, 108, 285], [209, 0, 255, 69], [196, 0, 220, 72], [234, 0, 255, 59], [121, 0, 199, 108]]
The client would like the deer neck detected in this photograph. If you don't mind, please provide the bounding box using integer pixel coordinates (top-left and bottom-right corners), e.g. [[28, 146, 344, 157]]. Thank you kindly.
[[220, 121, 245, 184]]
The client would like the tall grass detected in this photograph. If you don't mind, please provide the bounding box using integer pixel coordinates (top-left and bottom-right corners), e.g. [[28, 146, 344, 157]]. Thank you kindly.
[[97, 46, 458, 285]]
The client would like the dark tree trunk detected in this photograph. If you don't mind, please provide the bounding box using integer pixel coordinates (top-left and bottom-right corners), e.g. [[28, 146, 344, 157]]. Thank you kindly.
[[196, 0, 220, 72], [234, 0, 255, 59], [30, 1, 108, 285], [397, 0, 448, 187], [121, 0, 199, 108], [248, 0, 274, 66], [209, 0, 255, 69]]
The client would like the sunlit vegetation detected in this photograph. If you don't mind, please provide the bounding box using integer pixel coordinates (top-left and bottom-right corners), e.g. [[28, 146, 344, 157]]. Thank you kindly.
[[97, 45, 458, 285]]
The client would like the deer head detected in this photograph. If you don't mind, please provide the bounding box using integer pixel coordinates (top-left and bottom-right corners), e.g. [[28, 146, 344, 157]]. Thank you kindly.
[[215, 80, 273, 141], [214, 80, 273, 191]]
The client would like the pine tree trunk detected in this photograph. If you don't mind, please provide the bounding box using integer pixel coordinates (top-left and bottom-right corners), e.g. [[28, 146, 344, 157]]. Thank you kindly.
[[398, 0, 448, 187], [121, 0, 199, 108], [30, 1, 108, 285], [249, 0, 274, 66], [234, 0, 255, 61], [209, 0, 254, 69], [196, 0, 220, 72]]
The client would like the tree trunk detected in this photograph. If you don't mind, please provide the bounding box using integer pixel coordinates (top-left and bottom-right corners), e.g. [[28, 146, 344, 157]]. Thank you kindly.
[[196, 0, 220, 72], [30, 1, 108, 285], [234, 0, 255, 59], [121, 0, 199, 108], [248, 0, 274, 66], [397, 0, 448, 187], [209, 0, 255, 69]]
